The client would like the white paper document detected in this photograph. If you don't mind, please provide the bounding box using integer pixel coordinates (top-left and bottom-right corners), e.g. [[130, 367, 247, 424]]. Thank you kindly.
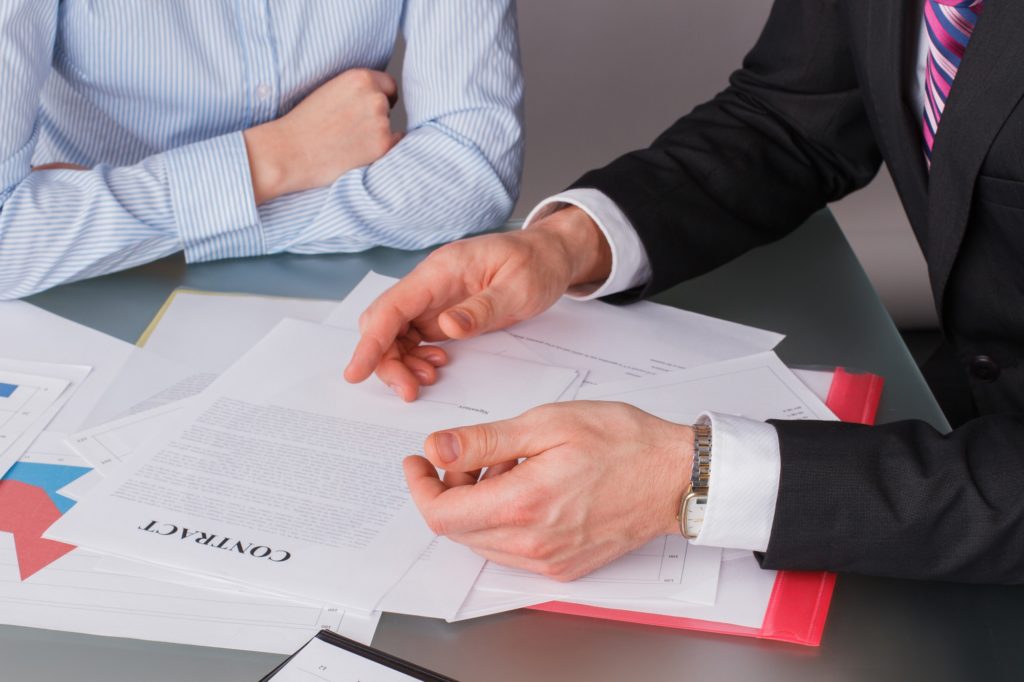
[[140, 290, 338, 373], [68, 400, 190, 473], [322, 271, 396, 329], [96, 535, 484, 623], [474, 535, 721, 604], [0, 359, 91, 462], [575, 553, 778, 629], [792, 368, 836, 404], [0, 542, 381, 653], [508, 298, 784, 386], [578, 351, 837, 424], [82, 346, 207, 428], [453, 333, 587, 402], [460, 553, 776, 629], [48, 320, 579, 612], [0, 302, 135, 432], [450, 587, 545, 622], [0, 367, 74, 478], [377, 537, 484, 620], [459, 547, 776, 629]]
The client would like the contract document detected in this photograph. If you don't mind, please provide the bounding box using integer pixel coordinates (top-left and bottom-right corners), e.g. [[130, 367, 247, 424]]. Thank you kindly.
[[1, 437, 382, 652], [48, 320, 580, 611], [74, 404, 486, 620]]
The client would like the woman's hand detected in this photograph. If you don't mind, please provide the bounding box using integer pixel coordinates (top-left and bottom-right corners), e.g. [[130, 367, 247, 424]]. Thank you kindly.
[[244, 68, 403, 204]]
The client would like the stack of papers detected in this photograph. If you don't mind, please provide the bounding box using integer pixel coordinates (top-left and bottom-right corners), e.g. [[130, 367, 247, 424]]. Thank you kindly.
[[0, 272, 836, 654]]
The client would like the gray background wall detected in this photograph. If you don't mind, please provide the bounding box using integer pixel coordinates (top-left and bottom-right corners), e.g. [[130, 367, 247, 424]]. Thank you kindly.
[[395, 1, 938, 329]]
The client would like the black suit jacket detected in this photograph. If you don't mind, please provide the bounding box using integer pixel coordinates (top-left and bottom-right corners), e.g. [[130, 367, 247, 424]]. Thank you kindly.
[[570, 0, 1024, 583]]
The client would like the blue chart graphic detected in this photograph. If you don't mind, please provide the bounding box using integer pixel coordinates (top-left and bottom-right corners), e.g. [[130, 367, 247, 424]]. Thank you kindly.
[[4, 461, 90, 513], [0, 383, 17, 398]]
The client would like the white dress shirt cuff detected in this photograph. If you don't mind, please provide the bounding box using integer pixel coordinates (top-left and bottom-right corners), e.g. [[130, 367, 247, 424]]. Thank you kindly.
[[522, 188, 652, 300], [692, 411, 781, 552], [165, 131, 265, 263]]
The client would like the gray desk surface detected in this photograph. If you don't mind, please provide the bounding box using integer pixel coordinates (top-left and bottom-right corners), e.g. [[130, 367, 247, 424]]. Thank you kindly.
[[4, 210, 1020, 681]]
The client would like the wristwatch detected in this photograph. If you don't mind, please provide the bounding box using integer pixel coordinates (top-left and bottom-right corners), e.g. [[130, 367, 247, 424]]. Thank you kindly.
[[678, 417, 712, 540]]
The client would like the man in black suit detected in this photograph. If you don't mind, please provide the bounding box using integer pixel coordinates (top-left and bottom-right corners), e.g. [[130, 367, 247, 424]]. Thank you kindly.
[[343, 0, 1024, 583]]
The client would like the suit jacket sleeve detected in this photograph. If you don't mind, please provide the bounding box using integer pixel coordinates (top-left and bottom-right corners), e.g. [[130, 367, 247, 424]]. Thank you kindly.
[[763, 416, 1024, 583], [569, 0, 882, 300]]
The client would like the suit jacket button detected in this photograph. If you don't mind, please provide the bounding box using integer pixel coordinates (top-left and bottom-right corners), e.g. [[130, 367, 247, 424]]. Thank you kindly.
[[970, 355, 1000, 381]]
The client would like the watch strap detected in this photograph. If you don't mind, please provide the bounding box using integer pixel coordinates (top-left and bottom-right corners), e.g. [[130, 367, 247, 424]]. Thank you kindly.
[[690, 417, 712, 492], [678, 417, 712, 539]]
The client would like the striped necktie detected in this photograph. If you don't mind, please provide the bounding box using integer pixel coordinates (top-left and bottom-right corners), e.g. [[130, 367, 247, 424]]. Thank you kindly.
[[922, 0, 984, 166]]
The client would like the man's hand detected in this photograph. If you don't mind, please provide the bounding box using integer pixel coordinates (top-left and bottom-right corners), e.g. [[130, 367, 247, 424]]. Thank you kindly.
[[244, 69, 402, 204], [403, 401, 693, 581], [343, 206, 612, 400]]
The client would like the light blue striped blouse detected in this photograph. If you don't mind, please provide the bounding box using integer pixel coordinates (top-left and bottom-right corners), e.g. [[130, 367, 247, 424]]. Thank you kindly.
[[0, 1, 524, 299]]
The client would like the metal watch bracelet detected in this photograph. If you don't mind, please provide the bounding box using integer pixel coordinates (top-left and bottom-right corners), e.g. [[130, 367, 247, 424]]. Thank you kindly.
[[677, 418, 712, 539]]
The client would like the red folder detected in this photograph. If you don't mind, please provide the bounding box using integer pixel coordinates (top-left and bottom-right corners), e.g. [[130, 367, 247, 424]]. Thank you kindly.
[[529, 367, 884, 646]]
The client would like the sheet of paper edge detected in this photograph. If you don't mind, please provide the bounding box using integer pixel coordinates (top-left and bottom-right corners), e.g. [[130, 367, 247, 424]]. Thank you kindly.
[[135, 288, 339, 348]]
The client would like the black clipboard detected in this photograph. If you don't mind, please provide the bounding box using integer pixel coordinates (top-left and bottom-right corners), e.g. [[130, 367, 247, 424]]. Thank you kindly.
[[260, 628, 458, 681]]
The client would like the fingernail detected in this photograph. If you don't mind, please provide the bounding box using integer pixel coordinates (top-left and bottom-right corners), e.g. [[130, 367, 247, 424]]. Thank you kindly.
[[414, 370, 430, 383], [388, 383, 403, 399], [435, 433, 460, 463], [424, 352, 444, 365], [449, 309, 472, 331]]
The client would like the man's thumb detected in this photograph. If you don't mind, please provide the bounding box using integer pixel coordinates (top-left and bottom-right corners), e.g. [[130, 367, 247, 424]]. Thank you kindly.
[[439, 288, 511, 340], [425, 418, 539, 473]]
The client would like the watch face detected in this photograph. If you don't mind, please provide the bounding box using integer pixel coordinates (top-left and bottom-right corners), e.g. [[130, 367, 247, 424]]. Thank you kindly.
[[684, 496, 707, 537]]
